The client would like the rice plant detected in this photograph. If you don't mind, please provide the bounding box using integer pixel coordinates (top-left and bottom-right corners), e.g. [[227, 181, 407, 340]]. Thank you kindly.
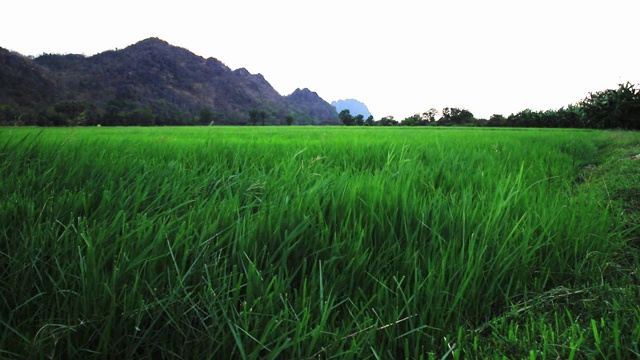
[[1, 126, 638, 359]]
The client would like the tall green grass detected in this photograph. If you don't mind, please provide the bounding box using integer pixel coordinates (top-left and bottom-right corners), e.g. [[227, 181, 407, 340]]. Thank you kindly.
[[1, 127, 638, 359]]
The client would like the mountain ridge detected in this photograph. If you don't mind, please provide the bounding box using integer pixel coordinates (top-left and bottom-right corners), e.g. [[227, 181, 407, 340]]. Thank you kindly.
[[0, 37, 339, 125]]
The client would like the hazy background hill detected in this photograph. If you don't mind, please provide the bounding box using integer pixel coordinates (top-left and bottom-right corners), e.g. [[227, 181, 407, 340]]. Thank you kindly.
[[0, 38, 339, 126], [331, 99, 373, 119]]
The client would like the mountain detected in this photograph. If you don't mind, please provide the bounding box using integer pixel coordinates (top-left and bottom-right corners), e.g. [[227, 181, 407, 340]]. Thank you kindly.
[[286, 88, 340, 125], [0, 47, 59, 110], [331, 99, 372, 119], [0, 37, 339, 126]]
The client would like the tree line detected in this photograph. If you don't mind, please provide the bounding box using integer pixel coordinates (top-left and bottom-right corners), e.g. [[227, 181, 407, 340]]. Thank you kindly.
[[339, 82, 640, 130], [1, 82, 638, 129]]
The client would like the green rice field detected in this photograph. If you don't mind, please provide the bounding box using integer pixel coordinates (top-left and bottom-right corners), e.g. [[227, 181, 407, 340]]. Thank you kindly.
[[1, 126, 639, 359]]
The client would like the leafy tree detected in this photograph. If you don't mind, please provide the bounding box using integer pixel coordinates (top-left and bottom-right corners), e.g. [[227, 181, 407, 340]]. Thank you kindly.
[[439, 107, 475, 125], [285, 114, 294, 126], [400, 114, 422, 126], [422, 108, 439, 124], [53, 101, 87, 125], [580, 82, 640, 129], [476, 118, 488, 127], [37, 107, 67, 126], [259, 110, 267, 126], [454, 109, 475, 125], [0, 105, 19, 125], [103, 98, 135, 126], [339, 109, 355, 126], [556, 105, 584, 128], [199, 107, 215, 125], [248, 109, 260, 125], [126, 108, 154, 126], [378, 116, 398, 126], [487, 114, 507, 127], [364, 115, 375, 126], [400, 110, 439, 126], [509, 109, 540, 128]]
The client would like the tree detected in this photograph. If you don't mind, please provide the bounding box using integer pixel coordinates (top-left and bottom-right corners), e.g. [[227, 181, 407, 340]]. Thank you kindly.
[[339, 109, 355, 126], [248, 109, 260, 125], [487, 114, 507, 127], [355, 114, 365, 126], [364, 115, 375, 126], [285, 114, 294, 126], [0, 105, 19, 125], [400, 114, 422, 126], [509, 109, 539, 127], [556, 105, 584, 128], [199, 107, 215, 125], [439, 107, 475, 125], [53, 101, 86, 126], [259, 110, 267, 126], [103, 98, 133, 126], [422, 108, 439, 124], [580, 82, 640, 130], [126, 108, 154, 126], [378, 116, 398, 126], [37, 107, 67, 126]]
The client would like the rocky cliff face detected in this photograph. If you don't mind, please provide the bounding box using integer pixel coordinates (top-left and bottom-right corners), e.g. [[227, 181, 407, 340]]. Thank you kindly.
[[0, 37, 339, 125]]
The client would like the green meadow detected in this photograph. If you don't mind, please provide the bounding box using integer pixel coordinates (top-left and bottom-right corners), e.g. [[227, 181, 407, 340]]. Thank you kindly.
[[1, 126, 639, 359]]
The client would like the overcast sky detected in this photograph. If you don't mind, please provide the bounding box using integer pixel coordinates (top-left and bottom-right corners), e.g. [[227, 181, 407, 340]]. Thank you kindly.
[[3, 0, 639, 119]]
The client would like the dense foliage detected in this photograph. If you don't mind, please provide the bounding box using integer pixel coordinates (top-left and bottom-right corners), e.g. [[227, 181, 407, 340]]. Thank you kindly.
[[2, 127, 639, 359], [337, 82, 640, 130], [581, 82, 640, 129]]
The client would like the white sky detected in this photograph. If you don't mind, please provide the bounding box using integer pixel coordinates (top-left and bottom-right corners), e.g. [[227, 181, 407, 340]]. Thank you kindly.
[[3, 0, 639, 119]]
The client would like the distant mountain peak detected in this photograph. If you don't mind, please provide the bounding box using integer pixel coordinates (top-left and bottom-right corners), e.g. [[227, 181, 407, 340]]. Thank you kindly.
[[125, 37, 173, 52], [137, 37, 169, 46], [234, 68, 251, 76], [291, 88, 318, 97], [331, 98, 372, 119]]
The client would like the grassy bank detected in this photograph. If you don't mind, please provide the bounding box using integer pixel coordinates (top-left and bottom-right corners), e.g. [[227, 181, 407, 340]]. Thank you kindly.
[[1, 127, 638, 359]]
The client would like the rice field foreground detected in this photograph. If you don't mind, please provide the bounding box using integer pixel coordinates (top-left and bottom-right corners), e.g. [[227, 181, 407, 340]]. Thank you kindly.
[[1, 126, 639, 359]]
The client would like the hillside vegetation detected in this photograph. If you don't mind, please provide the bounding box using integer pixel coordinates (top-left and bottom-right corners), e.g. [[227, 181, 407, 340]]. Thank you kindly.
[[0, 38, 339, 126], [1, 127, 639, 359]]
